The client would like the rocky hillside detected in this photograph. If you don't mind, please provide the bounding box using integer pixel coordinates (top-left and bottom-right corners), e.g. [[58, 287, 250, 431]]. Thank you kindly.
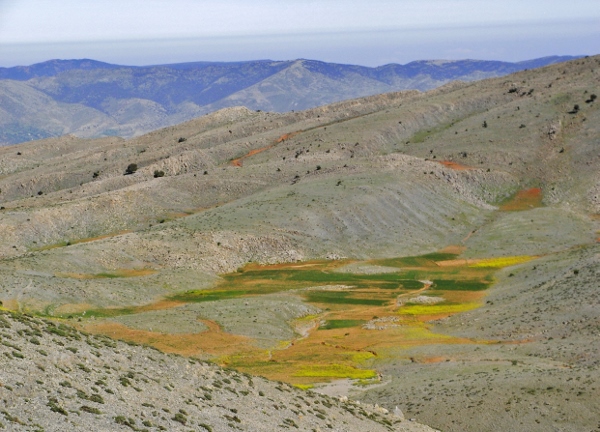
[[0, 56, 578, 144], [0, 310, 435, 431]]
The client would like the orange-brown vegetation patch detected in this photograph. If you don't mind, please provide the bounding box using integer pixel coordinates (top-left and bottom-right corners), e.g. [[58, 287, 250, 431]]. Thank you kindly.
[[277, 132, 299, 143], [231, 131, 301, 167], [438, 160, 472, 170], [439, 245, 466, 255], [500, 187, 543, 211], [226, 300, 478, 383], [231, 144, 275, 167], [420, 356, 448, 364], [82, 321, 255, 357], [0, 299, 19, 311]]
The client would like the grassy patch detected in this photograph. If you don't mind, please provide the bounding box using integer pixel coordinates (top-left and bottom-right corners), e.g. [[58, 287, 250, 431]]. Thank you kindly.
[[399, 303, 480, 316], [374, 256, 432, 268], [319, 320, 365, 330], [304, 291, 389, 306], [293, 364, 377, 379], [168, 290, 247, 303], [293, 384, 314, 390], [470, 256, 535, 268], [399, 279, 425, 289], [420, 252, 459, 261], [74, 249, 506, 388], [347, 351, 376, 364], [431, 279, 490, 291], [409, 121, 453, 144]]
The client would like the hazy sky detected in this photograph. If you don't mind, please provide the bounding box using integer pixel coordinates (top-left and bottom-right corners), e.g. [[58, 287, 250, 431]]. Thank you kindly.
[[0, 0, 598, 66]]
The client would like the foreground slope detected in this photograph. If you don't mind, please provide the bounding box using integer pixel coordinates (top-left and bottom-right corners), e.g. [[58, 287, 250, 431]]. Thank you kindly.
[[0, 310, 434, 431]]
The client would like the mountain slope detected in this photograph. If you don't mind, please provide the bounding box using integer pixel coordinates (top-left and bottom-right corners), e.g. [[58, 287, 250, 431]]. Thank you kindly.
[[0, 56, 598, 431], [0, 55, 579, 144]]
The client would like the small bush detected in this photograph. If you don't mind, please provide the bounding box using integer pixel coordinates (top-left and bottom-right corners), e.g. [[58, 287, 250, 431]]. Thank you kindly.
[[172, 412, 187, 425], [81, 405, 102, 414], [125, 163, 138, 175], [153, 170, 165, 178], [47, 398, 68, 416], [89, 394, 105, 404]]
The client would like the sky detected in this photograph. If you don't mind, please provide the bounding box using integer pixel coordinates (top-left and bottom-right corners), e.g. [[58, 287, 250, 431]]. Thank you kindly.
[[0, 0, 598, 67]]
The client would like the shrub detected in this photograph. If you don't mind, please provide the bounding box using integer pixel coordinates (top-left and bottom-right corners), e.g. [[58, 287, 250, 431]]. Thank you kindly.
[[89, 394, 105, 404], [125, 163, 138, 175], [47, 398, 68, 416], [172, 412, 187, 425], [153, 170, 165, 178], [81, 405, 102, 414]]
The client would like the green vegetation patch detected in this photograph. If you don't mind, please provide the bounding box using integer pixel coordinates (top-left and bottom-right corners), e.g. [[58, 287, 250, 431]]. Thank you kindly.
[[373, 251, 458, 268], [221, 267, 411, 292], [304, 291, 389, 306], [399, 303, 480, 315], [399, 279, 425, 289], [420, 252, 459, 261], [319, 319, 366, 330], [408, 121, 453, 144], [431, 279, 490, 291], [169, 289, 248, 303]]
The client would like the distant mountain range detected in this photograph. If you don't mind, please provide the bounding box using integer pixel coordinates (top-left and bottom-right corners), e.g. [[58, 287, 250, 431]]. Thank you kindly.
[[0, 55, 579, 145]]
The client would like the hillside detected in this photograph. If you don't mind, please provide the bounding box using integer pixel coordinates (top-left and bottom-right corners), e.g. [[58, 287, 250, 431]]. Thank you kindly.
[[0, 55, 598, 431], [0, 56, 578, 145], [0, 310, 434, 431]]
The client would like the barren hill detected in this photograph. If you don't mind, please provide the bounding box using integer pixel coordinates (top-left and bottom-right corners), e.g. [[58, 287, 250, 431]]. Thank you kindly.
[[0, 55, 598, 431]]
